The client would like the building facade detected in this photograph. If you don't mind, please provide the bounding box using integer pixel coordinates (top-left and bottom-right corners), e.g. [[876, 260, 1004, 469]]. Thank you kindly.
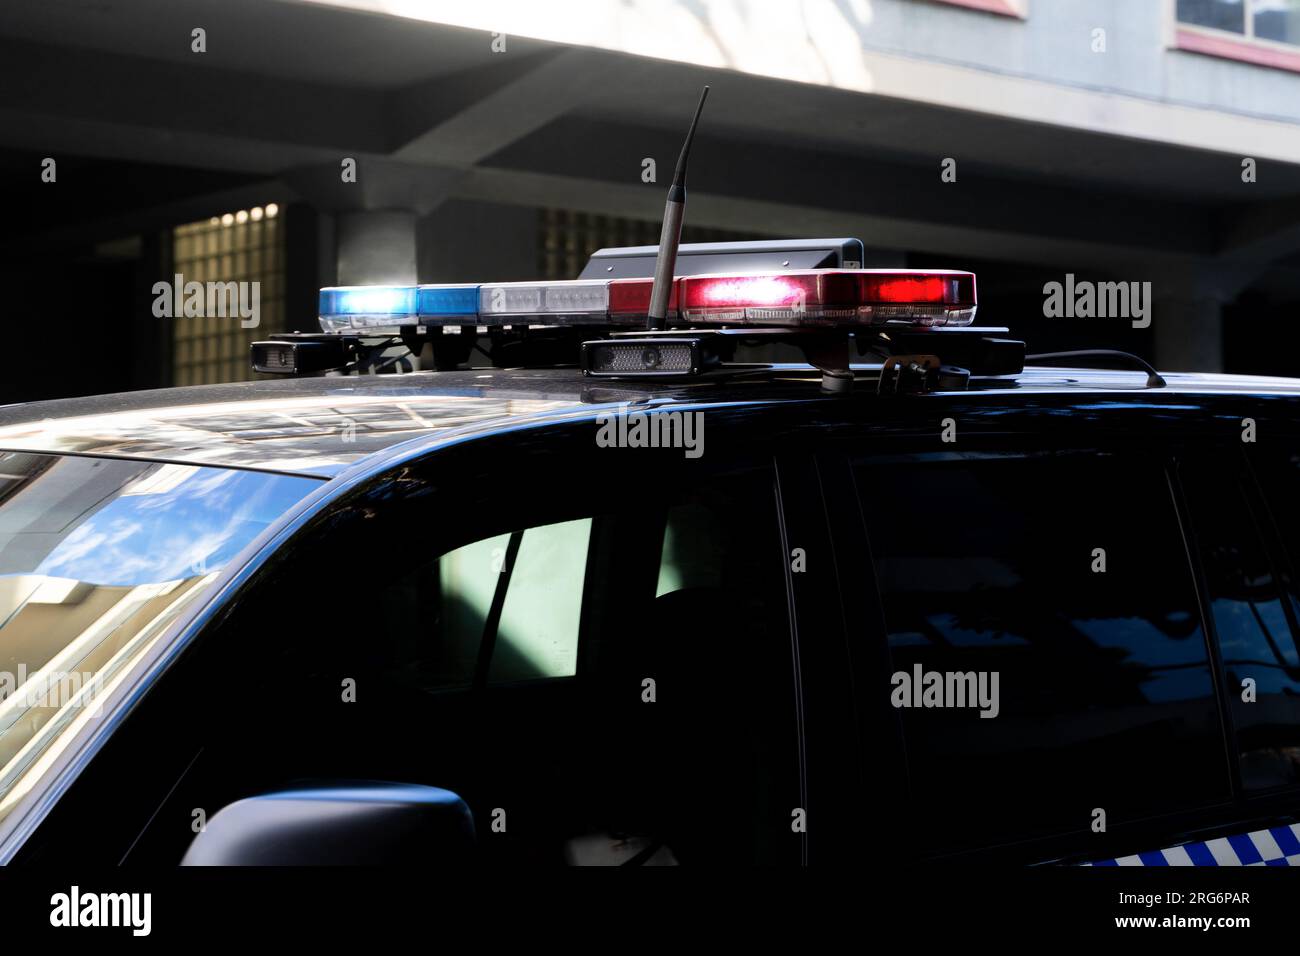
[[4, 0, 1300, 399]]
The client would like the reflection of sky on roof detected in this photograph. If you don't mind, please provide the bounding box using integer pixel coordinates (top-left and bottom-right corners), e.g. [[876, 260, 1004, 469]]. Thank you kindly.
[[34, 468, 315, 586]]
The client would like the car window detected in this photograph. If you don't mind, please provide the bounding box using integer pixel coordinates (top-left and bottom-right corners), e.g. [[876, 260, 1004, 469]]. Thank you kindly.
[[491, 518, 589, 682], [0, 452, 318, 831], [381, 502, 752, 692], [1181, 460, 1300, 791], [656, 501, 726, 595], [855, 453, 1230, 856], [1252, 449, 1300, 631], [1214, 452, 1300, 791]]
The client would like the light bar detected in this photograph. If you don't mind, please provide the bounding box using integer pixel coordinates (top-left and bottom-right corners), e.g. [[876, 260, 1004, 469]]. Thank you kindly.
[[680, 269, 977, 327], [478, 280, 610, 323], [317, 267, 979, 333]]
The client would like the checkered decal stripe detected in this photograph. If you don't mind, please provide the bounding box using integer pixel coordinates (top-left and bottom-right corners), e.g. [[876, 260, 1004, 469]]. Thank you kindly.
[[1086, 823, 1300, 866]]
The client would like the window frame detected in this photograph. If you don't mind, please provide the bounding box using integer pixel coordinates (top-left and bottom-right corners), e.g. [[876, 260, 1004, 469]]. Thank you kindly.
[[1171, 0, 1300, 73], [926, 0, 1028, 19]]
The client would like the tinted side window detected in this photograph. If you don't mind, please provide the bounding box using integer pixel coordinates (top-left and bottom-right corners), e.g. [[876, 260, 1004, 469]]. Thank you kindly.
[[1251, 450, 1300, 627], [1208, 453, 1300, 789], [857, 454, 1229, 856]]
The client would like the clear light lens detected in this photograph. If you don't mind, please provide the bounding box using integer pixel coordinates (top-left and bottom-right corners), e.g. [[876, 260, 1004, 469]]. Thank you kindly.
[[479, 281, 609, 317], [544, 282, 608, 313]]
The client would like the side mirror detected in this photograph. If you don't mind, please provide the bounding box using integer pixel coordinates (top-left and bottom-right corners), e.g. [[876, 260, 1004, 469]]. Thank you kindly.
[[181, 781, 475, 865]]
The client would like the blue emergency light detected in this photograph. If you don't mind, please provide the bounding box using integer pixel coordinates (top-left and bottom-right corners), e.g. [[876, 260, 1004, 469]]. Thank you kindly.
[[418, 284, 480, 318], [319, 284, 480, 330], [319, 286, 419, 331]]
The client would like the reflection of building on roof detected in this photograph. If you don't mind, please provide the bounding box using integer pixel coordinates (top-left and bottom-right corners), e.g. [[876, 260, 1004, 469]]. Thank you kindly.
[[0, 393, 579, 475]]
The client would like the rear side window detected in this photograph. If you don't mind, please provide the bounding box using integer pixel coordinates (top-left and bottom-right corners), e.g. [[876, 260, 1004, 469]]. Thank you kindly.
[[857, 454, 1229, 856], [1214, 452, 1300, 789], [1252, 450, 1300, 619]]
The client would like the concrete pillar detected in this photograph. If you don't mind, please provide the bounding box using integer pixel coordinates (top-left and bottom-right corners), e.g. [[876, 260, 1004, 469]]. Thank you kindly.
[[335, 209, 419, 286], [417, 200, 539, 283], [1152, 294, 1224, 373], [862, 246, 908, 268]]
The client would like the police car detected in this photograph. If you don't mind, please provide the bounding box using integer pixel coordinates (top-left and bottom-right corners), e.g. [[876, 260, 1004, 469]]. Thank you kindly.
[[0, 232, 1298, 869], [4, 77, 1300, 865]]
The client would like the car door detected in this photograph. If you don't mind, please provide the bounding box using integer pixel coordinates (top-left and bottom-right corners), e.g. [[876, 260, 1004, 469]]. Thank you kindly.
[[814, 399, 1256, 865], [16, 403, 849, 866]]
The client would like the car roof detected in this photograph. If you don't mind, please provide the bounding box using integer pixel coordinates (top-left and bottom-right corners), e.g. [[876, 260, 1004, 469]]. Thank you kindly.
[[0, 365, 1298, 478]]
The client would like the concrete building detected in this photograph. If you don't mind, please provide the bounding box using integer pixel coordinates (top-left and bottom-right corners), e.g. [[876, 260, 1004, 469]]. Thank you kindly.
[[3, 0, 1300, 401]]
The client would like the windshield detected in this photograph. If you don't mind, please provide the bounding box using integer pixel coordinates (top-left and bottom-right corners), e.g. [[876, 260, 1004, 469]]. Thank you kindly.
[[0, 451, 320, 828]]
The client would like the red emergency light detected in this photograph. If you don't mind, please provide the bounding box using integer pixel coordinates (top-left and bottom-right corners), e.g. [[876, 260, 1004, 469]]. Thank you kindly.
[[608, 278, 679, 321], [679, 269, 977, 326], [606, 269, 975, 326]]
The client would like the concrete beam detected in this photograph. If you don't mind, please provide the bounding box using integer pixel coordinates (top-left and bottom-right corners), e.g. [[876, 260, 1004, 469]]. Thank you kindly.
[[480, 115, 1220, 258], [0, 36, 389, 154], [1219, 195, 1300, 264], [391, 48, 613, 165], [0, 179, 295, 253], [282, 159, 467, 215], [451, 163, 1224, 275]]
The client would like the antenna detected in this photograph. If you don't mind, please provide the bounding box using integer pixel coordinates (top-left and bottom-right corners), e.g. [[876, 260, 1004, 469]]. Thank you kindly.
[[646, 85, 709, 331]]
